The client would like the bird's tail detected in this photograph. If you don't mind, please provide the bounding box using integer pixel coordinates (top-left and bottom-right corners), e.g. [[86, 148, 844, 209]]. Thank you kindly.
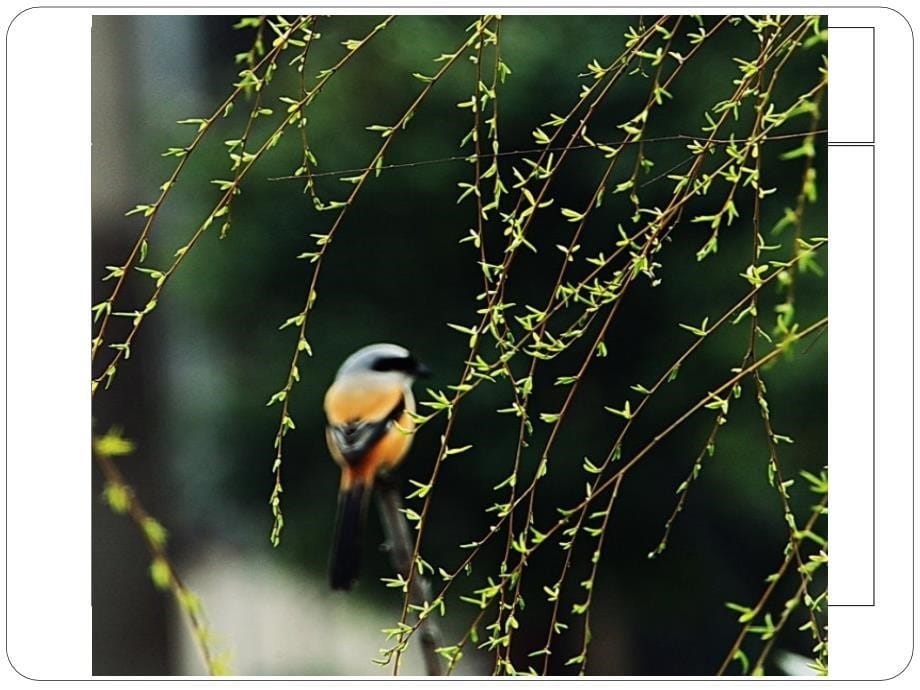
[[330, 474, 370, 590]]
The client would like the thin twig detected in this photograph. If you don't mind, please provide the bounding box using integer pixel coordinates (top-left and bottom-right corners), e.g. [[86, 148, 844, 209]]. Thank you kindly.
[[94, 451, 226, 675], [716, 494, 828, 675]]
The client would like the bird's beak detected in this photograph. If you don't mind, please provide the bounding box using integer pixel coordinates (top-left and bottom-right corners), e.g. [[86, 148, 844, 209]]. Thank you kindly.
[[415, 361, 432, 379]]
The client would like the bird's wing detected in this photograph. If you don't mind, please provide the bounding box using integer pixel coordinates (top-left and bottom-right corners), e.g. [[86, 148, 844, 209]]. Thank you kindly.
[[327, 395, 406, 466]]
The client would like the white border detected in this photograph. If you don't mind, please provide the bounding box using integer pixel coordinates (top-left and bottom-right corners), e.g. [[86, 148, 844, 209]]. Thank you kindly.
[[2, 2, 916, 684]]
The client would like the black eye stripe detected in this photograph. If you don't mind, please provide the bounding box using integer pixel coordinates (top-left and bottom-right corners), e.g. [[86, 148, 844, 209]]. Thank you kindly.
[[371, 355, 418, 373]]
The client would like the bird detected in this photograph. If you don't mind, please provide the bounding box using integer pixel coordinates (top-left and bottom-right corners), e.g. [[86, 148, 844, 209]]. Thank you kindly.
[[323, 343, 430, 590]]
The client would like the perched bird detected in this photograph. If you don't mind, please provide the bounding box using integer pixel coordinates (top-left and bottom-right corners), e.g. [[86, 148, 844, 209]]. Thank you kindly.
[[323, 343, 430, 590]]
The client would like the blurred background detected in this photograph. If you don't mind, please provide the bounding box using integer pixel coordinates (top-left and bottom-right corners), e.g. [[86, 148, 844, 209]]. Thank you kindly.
[[91, 15, 828, 676]]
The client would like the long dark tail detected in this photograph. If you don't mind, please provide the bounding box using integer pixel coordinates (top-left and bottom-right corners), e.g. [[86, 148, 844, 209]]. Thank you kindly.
[[330, 478, 369, 590]]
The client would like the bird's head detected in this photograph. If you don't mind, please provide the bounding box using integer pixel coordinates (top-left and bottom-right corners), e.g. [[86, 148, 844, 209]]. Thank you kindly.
[[335, 343, 431, 387]]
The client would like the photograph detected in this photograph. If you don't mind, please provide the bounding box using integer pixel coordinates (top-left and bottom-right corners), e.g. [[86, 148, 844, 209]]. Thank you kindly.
[[90, 14, 829, 676]]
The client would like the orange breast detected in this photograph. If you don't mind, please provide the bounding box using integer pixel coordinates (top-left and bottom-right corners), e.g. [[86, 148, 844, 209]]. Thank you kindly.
[[324, 378, 405, 425]]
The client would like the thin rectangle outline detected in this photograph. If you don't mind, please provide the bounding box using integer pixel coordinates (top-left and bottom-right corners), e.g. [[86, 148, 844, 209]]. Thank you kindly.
[[826, 26, 876, 144], [825, 141, 876, 608]]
